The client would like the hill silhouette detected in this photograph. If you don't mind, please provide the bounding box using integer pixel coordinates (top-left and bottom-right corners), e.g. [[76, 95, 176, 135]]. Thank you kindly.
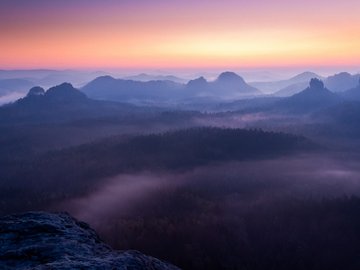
[[82, 72, 260, 102], [82, 75, 183, 102], [342, 78, 360, 101], [325, 72, 360, 92], [251, 71, 323, 94], [14, 83, 87, 108], [211, 72, 261, 97], [276, 78, 341, 113], [0, 83, 154, 124]]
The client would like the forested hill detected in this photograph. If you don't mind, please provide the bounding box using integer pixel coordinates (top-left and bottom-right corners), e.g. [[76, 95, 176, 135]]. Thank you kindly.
[[0, 127, 312, 214]]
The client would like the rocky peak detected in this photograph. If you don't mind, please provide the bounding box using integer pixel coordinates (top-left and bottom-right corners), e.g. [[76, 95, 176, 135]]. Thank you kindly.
[[45, 83, 87, 102], [187, 76, 208, 88], [26, 86, 45, 97], [0, 211, 180, 270], [309, 78, 325, 90], [216, 72, 245, 83]]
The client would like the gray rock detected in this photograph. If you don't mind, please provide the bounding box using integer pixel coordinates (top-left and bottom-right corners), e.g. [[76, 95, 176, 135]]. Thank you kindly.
[[0, 212, 180, 270]]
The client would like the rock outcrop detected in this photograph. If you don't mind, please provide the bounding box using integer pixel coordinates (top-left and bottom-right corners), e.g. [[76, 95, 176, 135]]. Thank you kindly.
[[275, 78, 341, 113], [0, 212, 180, 270], [26, 86, 45, 97]]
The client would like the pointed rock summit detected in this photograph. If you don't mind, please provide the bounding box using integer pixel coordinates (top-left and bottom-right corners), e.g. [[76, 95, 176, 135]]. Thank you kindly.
[[276, 78, 341, 113], [187, 76, 208, 88], [15, 83, 87, 108], [26, 86, 45, 97], [45, 83, 87, 102], [309, 78, 325, 90], [294, 78, 338, 99]]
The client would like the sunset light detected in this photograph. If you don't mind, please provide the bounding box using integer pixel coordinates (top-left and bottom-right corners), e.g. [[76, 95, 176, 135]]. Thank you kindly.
[[1, 0, 359, 69]]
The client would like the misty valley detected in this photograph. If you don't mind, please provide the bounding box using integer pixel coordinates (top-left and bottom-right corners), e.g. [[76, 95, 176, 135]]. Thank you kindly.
[[1, 71, 360, 269]]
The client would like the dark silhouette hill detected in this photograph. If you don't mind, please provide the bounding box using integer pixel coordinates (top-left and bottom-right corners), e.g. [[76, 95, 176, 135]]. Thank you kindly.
[[82, 72, 260, 102], [13, 83, 87, 109], [316, 101, 360, 124], [311, 98, 360, 138], [276, 78, 341, 113], [0, 83, 155, 124], [342, 78, 360, 101], [0, 83, 202, 158], [0, 127, 312, 214], [211, 71, 261, 97], [186, 76, 209, 91], [11, 126, 310, 174], [272, 72, 324, 97], [82, 75, 184, 102], [185, 72, 261, 99], [43, 82, 87, 102]]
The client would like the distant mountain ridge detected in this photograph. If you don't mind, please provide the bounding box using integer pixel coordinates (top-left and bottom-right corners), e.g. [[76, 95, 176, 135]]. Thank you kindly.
[[1, 70, 359, 104], [342, 78, 360, 101], [325, 72, 360, 92], [275, 78, 342, 113], [0, 83, 152, 125], [82, 71, 261, 102], [185, 72, 261, 99], [213, 71, 260, 94], [123, 73, 187, 83], [17, 83, 87, 106], [250, 71, 360, 96], [250, 71, 324, 95], [82, 75, 183, 102]]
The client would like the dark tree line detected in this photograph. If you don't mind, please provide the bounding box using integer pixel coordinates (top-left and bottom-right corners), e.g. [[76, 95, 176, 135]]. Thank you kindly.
[[0, 127, 310, 213]]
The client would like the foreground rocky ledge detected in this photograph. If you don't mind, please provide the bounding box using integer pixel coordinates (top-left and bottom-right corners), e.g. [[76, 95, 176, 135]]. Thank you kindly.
[[0, 212, 180, 270]]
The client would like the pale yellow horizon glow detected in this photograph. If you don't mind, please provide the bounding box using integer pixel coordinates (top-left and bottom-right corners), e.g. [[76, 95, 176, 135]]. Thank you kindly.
[[1, 1, 359, 69]]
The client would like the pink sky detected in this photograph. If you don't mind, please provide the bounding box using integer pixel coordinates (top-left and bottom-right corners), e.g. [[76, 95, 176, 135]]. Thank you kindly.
[[1, 0, 359, 69]]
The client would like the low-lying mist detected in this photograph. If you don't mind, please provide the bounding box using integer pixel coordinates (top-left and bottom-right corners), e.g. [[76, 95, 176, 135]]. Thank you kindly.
[[58, 174, 178, 224], [51, 153, 360, 270], [60, 153, 360, 223], [0, 92, 25, 105], [2, 71, 360, 269]]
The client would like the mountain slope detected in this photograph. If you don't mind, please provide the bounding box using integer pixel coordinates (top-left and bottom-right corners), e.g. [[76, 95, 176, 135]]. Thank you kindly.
[[342, 79, 360, 101], [211, 71, 261, 97], [273, 81, 309, 97], [82, 75, 184, 102], [82, 72, 260, 102], [0, 83, 153, 124], [325, 72, 360, 92], [250, 71, 323, 94], [0, 211, 179, 270], [276, 78, 342, 113]]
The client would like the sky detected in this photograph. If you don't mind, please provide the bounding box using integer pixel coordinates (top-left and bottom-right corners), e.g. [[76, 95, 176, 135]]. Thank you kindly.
[[1, 0, 360, 69]]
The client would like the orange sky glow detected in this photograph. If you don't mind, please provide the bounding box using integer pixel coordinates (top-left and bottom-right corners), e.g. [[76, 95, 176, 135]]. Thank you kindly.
[[1, 0, 359, 69]]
